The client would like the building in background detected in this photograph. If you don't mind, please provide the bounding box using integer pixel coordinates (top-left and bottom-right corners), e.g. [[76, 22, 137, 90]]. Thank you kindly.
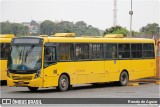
[[22, 20, 40, 35]]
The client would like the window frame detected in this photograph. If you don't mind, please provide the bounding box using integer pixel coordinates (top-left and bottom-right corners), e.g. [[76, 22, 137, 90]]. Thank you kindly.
[[118, 43, 131, 59], [58, 43, 75, 61], [44, 46, 57, 68], [105, 43, 118, 60], [75, 43, 90, 61], [142, 43, 155, 59], [90, 43, 104, 60], [0, 43, 10, 60], [131, 43, 143, 59]]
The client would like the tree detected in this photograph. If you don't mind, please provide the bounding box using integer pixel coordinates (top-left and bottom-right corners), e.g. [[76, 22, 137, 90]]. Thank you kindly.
[[0, 21, 29, 36], [30, 20, 37, 26], [11, 23, 24, 36], [20, 26, 29, 36], [40, 20, 55, 35], [75, 21, 87, 29], [1, 21, 12, 34], [84, 27, 100, 36], [55, 21, 74, 33], [140, 23, 160, 36], [103, 26, 128, 37]]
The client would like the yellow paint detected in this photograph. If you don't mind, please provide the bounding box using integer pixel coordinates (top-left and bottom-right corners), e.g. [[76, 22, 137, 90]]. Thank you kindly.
[[155, 81, 160, 84], [128, 83, 139, 86], [7, 35, 156, 88], [0, 34, 14, 81], [0, 34, 14, 38], [0, 60, 8, 80], [104, 34, 123, 38], [53, 33, 75, 37]]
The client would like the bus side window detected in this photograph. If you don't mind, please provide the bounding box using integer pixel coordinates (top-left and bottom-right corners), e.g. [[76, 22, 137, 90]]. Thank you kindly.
[[4, 44, 10, 60], [0, 43, 5, 59], [105, 44, 117, 59], [118, 44, 130, 59], [44, 46, 56, 67], [76, 44, 89, 60], [59, 43, 74, 61], [0, 43, 10, 60], [131, 44, 142, 58], [143, 43, 154, 58]]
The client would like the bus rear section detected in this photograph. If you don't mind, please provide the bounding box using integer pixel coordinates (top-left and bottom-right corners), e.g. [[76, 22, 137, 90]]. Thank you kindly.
[[0, 34, 14, 81]]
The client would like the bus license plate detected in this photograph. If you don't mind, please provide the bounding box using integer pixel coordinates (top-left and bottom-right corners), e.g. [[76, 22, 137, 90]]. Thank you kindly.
[[18, 81, 24, 84]]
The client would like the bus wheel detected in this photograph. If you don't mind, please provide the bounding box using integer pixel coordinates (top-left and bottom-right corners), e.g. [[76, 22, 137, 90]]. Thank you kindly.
[[28, 87, 38, 92], [119, 71, 129, 86], [57, 74, 69, 91]]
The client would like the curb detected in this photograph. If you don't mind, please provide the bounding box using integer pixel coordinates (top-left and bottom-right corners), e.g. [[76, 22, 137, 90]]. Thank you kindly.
[[130, 80, 160, 83], [128, 83, 139, 86]]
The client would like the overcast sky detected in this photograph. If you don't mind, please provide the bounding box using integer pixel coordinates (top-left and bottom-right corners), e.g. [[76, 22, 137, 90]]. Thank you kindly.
[[0, 0, 159, 31]]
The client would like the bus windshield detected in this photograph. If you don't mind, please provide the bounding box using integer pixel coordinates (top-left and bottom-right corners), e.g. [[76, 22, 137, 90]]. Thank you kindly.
[[8, 45, 42, 71]]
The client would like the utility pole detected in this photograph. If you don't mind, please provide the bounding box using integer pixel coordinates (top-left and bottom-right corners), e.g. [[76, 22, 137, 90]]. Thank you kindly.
[[129, 0, 133, 37], [113, 0, 117, 27]]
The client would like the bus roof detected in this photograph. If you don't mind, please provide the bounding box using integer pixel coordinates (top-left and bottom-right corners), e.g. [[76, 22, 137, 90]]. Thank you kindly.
[[26, 36, 155, 44], [0, 34, 15, 38], [46, 37, 155, 43], [0, 34, 15, 43]]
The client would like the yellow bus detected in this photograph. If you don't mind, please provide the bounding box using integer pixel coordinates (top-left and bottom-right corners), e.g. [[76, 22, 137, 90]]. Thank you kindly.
[[0, 34, 14, 81], [7, 33, 156, 91]]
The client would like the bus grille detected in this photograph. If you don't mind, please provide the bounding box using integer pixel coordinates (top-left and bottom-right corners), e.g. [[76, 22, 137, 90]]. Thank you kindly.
[[12, 76, 33, 80]]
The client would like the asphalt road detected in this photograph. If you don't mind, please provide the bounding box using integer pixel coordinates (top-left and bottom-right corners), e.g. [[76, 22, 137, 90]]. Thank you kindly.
[[1, 82, 159, 98]]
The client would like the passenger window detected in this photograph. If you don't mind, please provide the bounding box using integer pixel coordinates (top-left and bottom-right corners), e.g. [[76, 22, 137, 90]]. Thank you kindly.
[[59, 43, 74, 61], [76, 44, 89, 60], [44, 46, 56, 67], [143, 44, 154, 58], [0, 43, 10, 60], [105, 44, 117, 59], [118, 44, 130, 58], [90, 44, 104, 59], [131, 44, 142, 58]]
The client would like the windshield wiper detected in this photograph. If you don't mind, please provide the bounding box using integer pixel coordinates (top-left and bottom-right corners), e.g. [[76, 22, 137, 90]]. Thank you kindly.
[[24, 45, 34, 62]]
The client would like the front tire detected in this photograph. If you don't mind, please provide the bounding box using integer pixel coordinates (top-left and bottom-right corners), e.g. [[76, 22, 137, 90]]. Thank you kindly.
[[57, 74, 69, 91], [119, 71, 129, 86], [28, 87, 38, 92]]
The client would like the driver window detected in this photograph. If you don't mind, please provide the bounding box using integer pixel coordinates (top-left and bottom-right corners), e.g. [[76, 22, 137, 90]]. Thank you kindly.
[[44, 46, 56, 67]]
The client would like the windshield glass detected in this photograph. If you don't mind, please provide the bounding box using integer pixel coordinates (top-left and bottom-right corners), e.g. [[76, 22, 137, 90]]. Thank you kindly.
[[8, 45, 42, 70]]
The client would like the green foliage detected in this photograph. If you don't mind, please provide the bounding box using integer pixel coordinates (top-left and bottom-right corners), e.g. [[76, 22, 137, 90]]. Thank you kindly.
[[40, 20, 56, 36], [0, 21, 29, 36], [140, 23, 160, 35], [84, 27, 100, 36], [40, 20, 100, 36], [103, 26, 129, 37], [1, 20, 101, 37]]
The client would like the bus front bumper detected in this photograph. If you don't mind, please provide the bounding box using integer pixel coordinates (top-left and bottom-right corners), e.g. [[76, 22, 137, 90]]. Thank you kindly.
[[7, 77, 43, 88]]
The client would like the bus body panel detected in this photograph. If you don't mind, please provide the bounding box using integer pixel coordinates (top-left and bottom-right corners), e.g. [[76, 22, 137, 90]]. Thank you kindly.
[[43, 62, 75, 87], [0, 60, 8, 80], [74, 61, 105, 84], [7, 73, 43, 87], [130, 59, 156, 80], [105, 60, 120, 82]]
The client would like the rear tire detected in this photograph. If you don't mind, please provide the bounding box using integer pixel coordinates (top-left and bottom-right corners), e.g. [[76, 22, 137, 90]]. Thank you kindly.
[[28, 87, 38, 92], [57, 74, 69, 91], [119, 71, 129, 86]]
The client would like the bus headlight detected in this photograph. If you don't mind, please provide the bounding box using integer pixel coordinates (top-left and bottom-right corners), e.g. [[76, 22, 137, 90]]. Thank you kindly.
[[7, 70, 10, 78], [34, 70, 41, 79]]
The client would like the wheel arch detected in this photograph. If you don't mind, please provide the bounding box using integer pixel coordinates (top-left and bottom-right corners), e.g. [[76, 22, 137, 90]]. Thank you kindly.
[[120, 69, 129, 80], [59, 72, 71, 85]]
